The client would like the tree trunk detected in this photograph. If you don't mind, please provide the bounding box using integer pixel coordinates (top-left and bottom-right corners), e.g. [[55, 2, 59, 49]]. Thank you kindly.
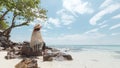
[[2, 14, 17, 40], [6, 27, 12, 40], [2, 27, 13, 40], [0, 26, 13, 49]]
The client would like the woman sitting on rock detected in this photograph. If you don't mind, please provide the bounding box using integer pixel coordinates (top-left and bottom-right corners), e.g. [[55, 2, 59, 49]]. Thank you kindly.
[[30, 24, 46, 55]]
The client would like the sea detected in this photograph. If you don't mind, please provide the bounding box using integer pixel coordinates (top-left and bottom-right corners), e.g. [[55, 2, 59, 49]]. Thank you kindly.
[[49, 45, 120, 52]]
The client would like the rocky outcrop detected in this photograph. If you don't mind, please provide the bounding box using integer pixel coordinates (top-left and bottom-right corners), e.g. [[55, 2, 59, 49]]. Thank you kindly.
[[1, 39, 73, 61], [21, 45, 32, 56], [43, 49, 73, 61], [5, 47, 21, 59], [3, 42, 73, 61], [21, 43, 42, 57], [0, 36, 8, 48], [0, 35, 13, 50], [15, 58, 38, 68]]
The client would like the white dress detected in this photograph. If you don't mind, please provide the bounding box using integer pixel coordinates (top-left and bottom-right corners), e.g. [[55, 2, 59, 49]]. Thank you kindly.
[[30, 30, 44, 52]]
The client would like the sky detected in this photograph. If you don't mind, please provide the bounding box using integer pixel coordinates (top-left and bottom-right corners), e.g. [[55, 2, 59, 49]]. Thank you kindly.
[[10, 0, 120, 45]]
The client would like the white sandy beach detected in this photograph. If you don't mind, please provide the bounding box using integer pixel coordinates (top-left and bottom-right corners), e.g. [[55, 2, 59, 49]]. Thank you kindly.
[[0, 50, 120, 68]]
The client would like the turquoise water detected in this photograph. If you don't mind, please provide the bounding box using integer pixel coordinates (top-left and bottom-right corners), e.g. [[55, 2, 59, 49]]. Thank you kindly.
[[49, 45, 120, 51]]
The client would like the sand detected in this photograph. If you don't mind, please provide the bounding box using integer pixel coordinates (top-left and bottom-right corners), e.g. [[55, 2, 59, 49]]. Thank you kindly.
[[0, 49, 120, 68]]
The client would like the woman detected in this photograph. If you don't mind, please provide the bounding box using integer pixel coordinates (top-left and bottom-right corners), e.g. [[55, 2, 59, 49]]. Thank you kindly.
[[30, 24, 46, 55]]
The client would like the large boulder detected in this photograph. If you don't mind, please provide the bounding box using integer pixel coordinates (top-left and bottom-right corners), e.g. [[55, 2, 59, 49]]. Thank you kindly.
[[15, 58, 38, 68], [21, 45, 32, 56], [53, 52, 73, 61], [21, 45, 42, 57]]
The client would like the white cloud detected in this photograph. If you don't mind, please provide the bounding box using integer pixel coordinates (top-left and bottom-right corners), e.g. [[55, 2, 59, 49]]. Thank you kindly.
[[48, 18, 60, 27], [41, 21, 53, 30], [85, 32, 105, 39], [43, 21, 53, 29], [112, 14, 120, 19], [90, 3, 120, 25], [56, 0, 94, 26], [28, 17, 47, 27], [44, 33, 105, 45], [98, 21, 107, 26], [100, 24, 108, 28], [100, 0, 113, 8], [41, 25, 120, 45], [61, 13, 75, 25], [56, 9, 65, 15], [109, 23, 120, 30], [85, 28, 99, 34], [62, 0, 94, 15], [36, 18, 46, 23], [57, 9, 75, 25]]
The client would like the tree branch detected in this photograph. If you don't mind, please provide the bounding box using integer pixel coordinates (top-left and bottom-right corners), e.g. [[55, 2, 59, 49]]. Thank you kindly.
[[1, 14, 17, 36], [0, 10, 10, 21], [11, 14, 17, 27], [14, 21, 29, 28]]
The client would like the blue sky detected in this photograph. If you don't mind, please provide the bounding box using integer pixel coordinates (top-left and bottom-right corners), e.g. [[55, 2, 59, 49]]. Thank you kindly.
[[10, 0, 120, 45]]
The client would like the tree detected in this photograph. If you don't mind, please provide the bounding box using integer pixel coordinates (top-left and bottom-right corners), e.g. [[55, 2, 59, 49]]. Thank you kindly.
[[0, 0, 47, 40], [0, 20, 8, 30]]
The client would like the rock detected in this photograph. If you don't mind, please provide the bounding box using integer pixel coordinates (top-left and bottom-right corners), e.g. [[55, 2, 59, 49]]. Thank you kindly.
[[0, 42, 2, 47], [0, 35, 12, 49], [23, 41, 30, 45], [5, 51, 15, 59], [43, 49, 54, 61], [43, 55, 53, 61], [53, 53, 65, 61], [21, 45, 42, 57], [63, 54, 73, 60], [52, 52, 73, 61], [43, 49, 73, 61], [0, 36, 7, 41], [21, 41, 42, 57], [21, 45, 33, 56], [15, 58, 38, 68]]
